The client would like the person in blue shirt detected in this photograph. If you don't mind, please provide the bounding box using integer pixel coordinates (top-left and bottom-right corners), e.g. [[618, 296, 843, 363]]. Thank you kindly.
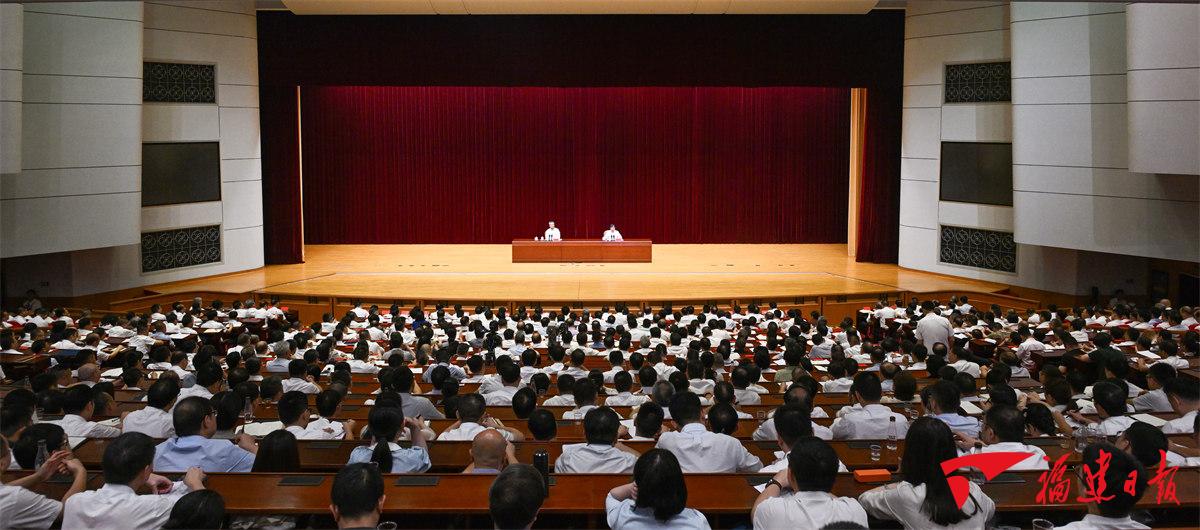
[[153, 396, 257, 472], [347, 399, 430, 473]]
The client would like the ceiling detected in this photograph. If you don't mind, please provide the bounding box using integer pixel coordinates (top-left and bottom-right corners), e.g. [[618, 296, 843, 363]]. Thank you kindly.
[[263, 0, 884, 15]]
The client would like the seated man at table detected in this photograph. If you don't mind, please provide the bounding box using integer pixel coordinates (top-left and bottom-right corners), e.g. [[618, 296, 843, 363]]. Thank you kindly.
[[1162, 377, 1199, 434], [465, 429, 519, 475], [953, 404, 1048, 470], [437, 393, 525, 442], [602, 224, 623, 242], [544, 221, 561, 241], [154, 396, 257, 472], [1055, 442, 1148, 529], [920, 380, 981, 437], [394, 366, 445, 420], [330, 463, 386, 530], [752, 381, 833, 442], [483, 363, 523, 406], [122, 379, 179, 439], [1070, 381, 1136, 437], [281, 359, 321, 394], [53, 385, 121, 438], [64, 432, 206, 530], [555, 407, 639, 473], [831, 372, 910, 440], [760, 403, 847, 474], [656, 392, 761, 473], [562, 380, 603, 420], [753, 437, 866, 529], [489, 464, 545, 530]]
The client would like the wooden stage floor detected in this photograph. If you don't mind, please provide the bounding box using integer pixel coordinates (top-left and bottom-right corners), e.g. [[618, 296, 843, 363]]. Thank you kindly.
[[145, 244, 1010, 302]]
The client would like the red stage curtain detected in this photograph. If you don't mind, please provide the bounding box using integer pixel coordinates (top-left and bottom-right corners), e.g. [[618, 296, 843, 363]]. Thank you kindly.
[[855, 87, 902, 263], [299, 86, 850, 244], [260, 85, 304, 264]]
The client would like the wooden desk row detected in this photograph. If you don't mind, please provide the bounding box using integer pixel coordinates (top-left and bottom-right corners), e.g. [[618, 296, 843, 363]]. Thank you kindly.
[[69, 437, 1092, 473], [6, 470, 1194, 516]]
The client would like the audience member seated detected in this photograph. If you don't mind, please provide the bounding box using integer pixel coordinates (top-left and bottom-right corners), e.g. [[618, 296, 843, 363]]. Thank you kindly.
[[154, 396, 256, 472], [1054, 443, 1148, 529], [752, 437, 867, 528], [330, 463, 386, 530], [656, 392, 761, 473], [349, 405, 430, 473], [438, 393, 525, 441], [605, 449, 711, 529], [53, 385, 120, 438], [489, 464, 545, 530], [0, 436, 87, 529], [832, 372, 910, 440], [556, 406, 639, 473], [64, 432, 207, 529], [465, 429, 517, 474], [954, 405, 1048, 470], [921, 380, 981, 437]]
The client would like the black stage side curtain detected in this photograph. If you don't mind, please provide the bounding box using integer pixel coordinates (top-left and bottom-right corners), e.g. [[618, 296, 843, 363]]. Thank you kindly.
[[256, 12, 904, 263]]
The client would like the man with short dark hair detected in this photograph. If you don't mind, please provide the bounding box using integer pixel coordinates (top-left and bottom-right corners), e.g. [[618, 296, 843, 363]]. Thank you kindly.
[[752, 382, 833, 441], [484, 363, 523, 406], [759, 403, 847, 474], [655, 392, 761, 472], [330, 463, 386, 529], [54, 385, 121, 438], [1056, 443, 1148, 529], [64, 432, 206, 529], [123, 379, 179, 438], [282, 359, 321, 394], [752, 437, 867, 528], [555, 407, 638, 473], [153, 396, 256, 472], [437, 393, 525, 441], [1072, 382, 1135, 436], [606, 371, 649, 406], [831, 373, 909, 440], [394, 366, 444, 419], [1162, 377, 1199, 434], [489, 464, 545, 530], [527, 409, 557, 441], [921, 380, 981, 436], [955, 405, 1048, 470]]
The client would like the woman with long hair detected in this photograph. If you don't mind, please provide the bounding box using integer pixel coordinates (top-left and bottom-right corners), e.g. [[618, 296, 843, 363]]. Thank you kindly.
[[859, 417, 995, 528], [251, 430, 301, 472], [605, 449, 710, 529], [347, 404, 430, 473]]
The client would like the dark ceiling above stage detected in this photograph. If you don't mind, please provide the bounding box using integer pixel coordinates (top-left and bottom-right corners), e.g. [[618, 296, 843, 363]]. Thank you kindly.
[[256, 12, 903, 89]]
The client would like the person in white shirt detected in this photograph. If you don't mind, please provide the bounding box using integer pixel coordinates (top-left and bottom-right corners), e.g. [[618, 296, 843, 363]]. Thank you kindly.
[[278, 391, 356, 440], [53, 385, 121, 438], [946, 347, 981, 379], [63, 432, 207, 530], [859, 417, 995, 529], [655, 392, 761, 473], [123, 379, 179, 439], [602, 224, 624, 242], [607, 372, 650, 407], [555, 407, 639, 473], [831, 373, 910, 440], [821, 360, 854, 393], [281, 360, 322, 394], [437, 393, 525, 441], [1161, 377, 1198, 434], [0, 437, 88, 530], [759, 403, 847, 474], [1132, 363, 1176, 413], [483, 364, 523, 406], [953, 405, 1048, 470], [914, 301, 953, 351], [752, 383, 833, 441], [543, 221, 562, 241], [1054, 442, 1150, 529], [562, 380, 606, 420], [605, 449, 711, 530], [753, 437, 867, 529], [1070, 382, 1137, 436]]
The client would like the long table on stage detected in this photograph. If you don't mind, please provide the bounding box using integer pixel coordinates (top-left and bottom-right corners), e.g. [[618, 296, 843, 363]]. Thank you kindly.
[[511, 239, 652, 263]]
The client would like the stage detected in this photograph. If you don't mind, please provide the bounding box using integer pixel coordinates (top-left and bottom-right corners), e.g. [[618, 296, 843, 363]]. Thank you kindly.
[[145, 244, 1009, 303]]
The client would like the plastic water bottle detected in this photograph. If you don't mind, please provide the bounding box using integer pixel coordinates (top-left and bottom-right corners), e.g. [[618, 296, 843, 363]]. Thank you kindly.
[[34, 440, 49, 470], [886, 417, 898, 451]]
